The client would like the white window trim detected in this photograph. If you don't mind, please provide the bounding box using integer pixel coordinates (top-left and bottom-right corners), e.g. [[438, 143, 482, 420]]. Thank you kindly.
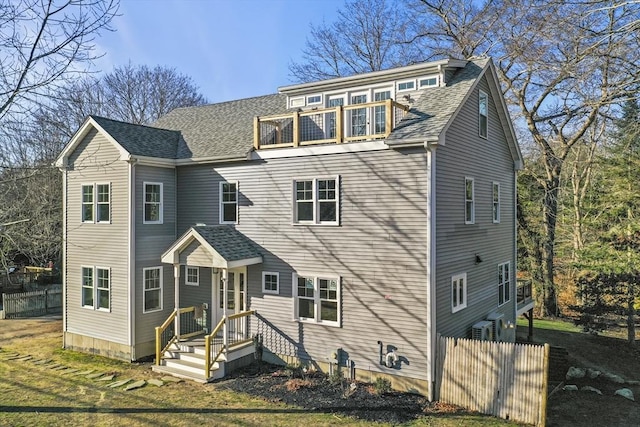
[[219, 181, 238, 224], [465, 177, 475, 225], [479, 90, 488, 139], [95, 266, 111, 312], [292, 176, 340, 226], [262, 271, 280, 295], [292, 272, 341, 327], [397, 79, 416, 92], [81, 265, 94, 309], [81, 184, 94, 223], [143, 266, 163, 314], [95, 184, 111, 224], [143, 182, 163, 224], [185, 266, 199, 286], [307, 94, 322, 105], [451, 272, 467, 313], [419, 76, 438, 88], [81, 183, 111, 224], [498, 262, 511, 306], [492, 182, 501, 224]]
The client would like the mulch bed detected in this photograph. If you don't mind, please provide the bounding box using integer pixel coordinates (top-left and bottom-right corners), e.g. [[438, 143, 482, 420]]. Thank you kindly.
[[217, 362, 462, 424]]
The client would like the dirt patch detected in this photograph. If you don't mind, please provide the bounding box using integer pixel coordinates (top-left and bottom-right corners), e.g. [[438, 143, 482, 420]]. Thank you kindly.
[[518, 323, 640, 426], [218, 362, 442, 425]]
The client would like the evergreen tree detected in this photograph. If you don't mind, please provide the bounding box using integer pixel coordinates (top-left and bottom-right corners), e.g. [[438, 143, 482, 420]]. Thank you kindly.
[[577, 98, 640, 346]]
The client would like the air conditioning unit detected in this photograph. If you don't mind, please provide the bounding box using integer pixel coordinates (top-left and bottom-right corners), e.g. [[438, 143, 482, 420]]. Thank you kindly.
[[472, 320, 493, 341], [486, 312, 505, 341]]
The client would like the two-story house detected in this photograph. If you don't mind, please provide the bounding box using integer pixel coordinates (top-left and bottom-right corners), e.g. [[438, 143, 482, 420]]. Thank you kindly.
[[55, 57, 522, 399]]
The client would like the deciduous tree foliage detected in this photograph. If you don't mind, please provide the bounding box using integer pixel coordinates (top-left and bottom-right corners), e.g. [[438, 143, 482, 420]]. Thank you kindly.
[[0, 0, 118, 270], [290, 0, 640, 316], [1, 64, 206, 268]]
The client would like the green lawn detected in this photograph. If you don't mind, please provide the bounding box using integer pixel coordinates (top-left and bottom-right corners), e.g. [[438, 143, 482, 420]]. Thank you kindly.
[[0, 318, 520, 427], [517, 316, 582, 333]]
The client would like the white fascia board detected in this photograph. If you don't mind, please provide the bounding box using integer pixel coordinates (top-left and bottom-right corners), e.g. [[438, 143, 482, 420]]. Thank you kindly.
[[228, 256, 263, 268], [279, 59, 467, 95], [484, 61, 524, 170], [132, 155, 176, 168], [252, 140, 388, 160]]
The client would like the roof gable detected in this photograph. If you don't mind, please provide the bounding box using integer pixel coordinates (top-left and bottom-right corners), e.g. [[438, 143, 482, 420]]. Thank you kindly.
[[55, 115, 181, 168], [161, 225, 263, 268], [386, 58, 522, 169]]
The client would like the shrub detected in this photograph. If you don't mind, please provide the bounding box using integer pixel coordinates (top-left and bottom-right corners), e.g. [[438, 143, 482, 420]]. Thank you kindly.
[[373, 377, 392, 395]]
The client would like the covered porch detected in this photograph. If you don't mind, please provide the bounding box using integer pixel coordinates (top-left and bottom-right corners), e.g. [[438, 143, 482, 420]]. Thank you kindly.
[[153, 225, 262, 381]]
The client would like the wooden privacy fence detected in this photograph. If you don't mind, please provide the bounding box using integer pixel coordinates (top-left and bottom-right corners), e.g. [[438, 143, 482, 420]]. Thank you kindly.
[[1, 286, 62, 319], [436, 335, 549, 426]]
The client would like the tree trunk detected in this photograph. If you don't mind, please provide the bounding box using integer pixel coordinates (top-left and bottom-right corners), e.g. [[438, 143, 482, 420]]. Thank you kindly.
[[542, 171, 560, 317]]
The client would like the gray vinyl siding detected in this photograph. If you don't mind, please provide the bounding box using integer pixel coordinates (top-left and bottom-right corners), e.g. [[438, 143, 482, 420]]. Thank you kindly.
[[434, 75, 517, 339], [179, 266, 214, 331], [64, 128, 130, 344], [134, 165, 177, 346], [177, 148, 430, 381]]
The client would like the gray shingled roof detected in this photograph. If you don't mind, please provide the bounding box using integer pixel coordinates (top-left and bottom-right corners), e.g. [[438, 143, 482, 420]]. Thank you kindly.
[[193, 225, 262, 262], [152, 93, 288, 160], [91, 115, 181, 159], [387, 58, 489, 143]]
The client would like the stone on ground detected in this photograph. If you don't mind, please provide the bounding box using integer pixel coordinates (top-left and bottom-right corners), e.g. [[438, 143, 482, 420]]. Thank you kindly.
[[614, 388, 635, 401], [602, 372, 625, 384], [147, 379, 164, 387], [124, 380, 146, 391], [563, 385, 579, 391], [107, 379, 132, 388], [580, 386, 602, 395], [566, 367, 586, 380]]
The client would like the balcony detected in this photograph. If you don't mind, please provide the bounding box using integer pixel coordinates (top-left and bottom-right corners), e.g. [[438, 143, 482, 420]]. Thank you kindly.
[[516, 279, 534, 315], [254, 99, 410, 150]]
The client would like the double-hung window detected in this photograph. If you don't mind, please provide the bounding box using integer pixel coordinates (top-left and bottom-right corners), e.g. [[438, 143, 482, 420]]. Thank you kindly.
[[293, 273, 340, 327], [144, 267, 163, 313], [143, 182, 163, 224], [374, 90, 391, 134], [82, 183, 110, 223], [82, 266, 110, 310], [220, 182, 238, 224], [451, 273, 467, 313], [465, 177, 475, 224], [262, 271, 279, 294], [293, 176, 339, 225], [186, 266, 199, 286], [492, 182, 500, 223], [498, 262, 511, 306], [479, 90, 488, 138]]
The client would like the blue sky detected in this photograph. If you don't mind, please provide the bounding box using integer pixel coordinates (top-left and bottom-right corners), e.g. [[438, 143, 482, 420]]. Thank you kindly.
[[94, 0, 344, 103]]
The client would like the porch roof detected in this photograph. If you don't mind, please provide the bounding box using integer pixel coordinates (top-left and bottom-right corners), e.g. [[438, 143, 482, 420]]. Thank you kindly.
[[161, 225, 263, 268]]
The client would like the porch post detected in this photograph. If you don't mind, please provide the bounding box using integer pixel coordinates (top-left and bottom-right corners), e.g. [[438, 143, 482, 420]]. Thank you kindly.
[[222, 267, 228, 348], [174, 264, 180, 339]]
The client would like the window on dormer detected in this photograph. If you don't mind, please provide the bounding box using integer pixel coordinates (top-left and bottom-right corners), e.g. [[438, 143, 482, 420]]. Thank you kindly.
[[479, 90, 488, 138], [397, 80, 415, 91]]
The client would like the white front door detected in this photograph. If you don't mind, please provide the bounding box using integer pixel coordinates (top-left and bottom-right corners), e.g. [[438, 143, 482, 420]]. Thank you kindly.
[[213, 267, 246, 333]]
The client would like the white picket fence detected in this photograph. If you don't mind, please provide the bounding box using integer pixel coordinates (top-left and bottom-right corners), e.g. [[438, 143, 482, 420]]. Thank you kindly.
[[1, 285, 62, 318], [436, 335, 549, 426]]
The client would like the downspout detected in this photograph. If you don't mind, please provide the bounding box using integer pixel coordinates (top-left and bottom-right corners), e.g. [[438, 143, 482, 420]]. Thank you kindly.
[[61, 164, 68, 340], [513, 168, 518, 338], [128, 159, 136, 359], [425, 142, 438, 401]]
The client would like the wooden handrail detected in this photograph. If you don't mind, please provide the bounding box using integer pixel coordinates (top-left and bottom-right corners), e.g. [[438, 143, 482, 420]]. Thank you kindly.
[[204, 310, 255, 378], [255, 100, 409, 150], [155, 306, 202, 366]]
